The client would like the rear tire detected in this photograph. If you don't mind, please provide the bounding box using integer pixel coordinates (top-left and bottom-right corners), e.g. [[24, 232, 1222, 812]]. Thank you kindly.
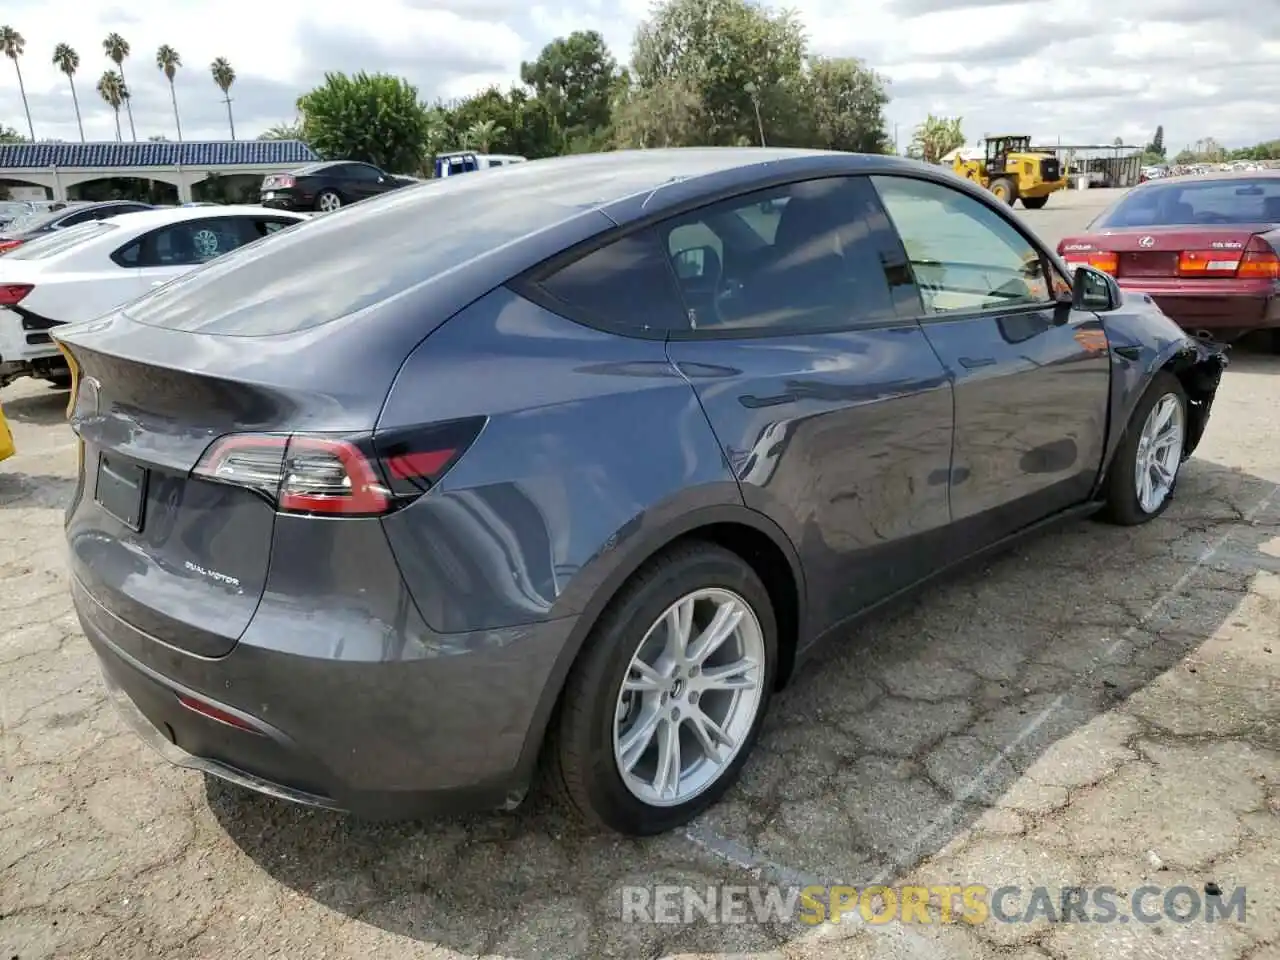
[[315, 190, 342, 213], [990, 178, 1017, 205], [1099, 371, 1188, 526], [1021, 195, 1049, 210], [546, 542, 777, 836]]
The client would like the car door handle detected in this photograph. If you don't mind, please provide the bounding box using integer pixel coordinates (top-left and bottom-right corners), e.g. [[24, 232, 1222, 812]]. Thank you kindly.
[[959, 356, 997, 369]]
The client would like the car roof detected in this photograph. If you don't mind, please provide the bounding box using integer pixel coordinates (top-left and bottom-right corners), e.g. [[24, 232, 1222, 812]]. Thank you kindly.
[[1132, 168, 1280, 189], [100, 204, 308, 229]]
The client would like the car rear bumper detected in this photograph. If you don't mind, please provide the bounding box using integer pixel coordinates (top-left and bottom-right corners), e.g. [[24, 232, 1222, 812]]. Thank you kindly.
[[260, 195, 308, 211], [73, 573, 578, 819], [1118, 281, 1280, 334]]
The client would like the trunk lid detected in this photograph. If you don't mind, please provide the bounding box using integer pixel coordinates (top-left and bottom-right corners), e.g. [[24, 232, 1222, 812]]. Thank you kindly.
[[56, 310, 400, 658], [1061, 224, 1278, 279]]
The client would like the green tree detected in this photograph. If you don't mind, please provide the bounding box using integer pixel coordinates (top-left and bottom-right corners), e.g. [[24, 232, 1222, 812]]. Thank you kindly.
[[102, 33, 136, 141], [0, 124, 27, 143], [630, 0, 807, 146], [258, 120, 304, 141], [298, 71, 431, 173], [441, 86, 562, 159], [463, 118, 503, 152], [1148, 124, 1165, 158], [156, 45, 183, 142], [211, 57, 237, 139], [612, 76, 703, 148], [520, 31, 620, 145], [53, 43, 84, 143], [908, 114, 965, 163], [1, 26, 34, 141], [96, 69, 127, 142], [798, 56, 890, 153]]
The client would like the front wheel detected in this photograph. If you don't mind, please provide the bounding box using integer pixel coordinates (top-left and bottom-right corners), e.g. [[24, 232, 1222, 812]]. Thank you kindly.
[[1021, 195, 1049, 210], [1100, 371, 1188, 525], [989, 177, 1017, 205], [546, 542, 777, 835]]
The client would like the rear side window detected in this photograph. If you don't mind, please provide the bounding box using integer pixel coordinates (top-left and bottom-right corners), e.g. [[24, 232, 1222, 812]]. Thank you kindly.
[[532, 228, 688, 334], [6, 221, 116, 259], [112, 217, 271, 268]]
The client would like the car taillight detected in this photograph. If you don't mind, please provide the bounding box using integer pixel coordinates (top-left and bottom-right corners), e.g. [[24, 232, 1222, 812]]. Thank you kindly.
[[0, 283, 32, 306], [1237, 235, 1280, 279], [1060, 250, 1117, 274], [1175, 237, 1280, 279], [192, 420, 484, 517], [0, 239, 24, 255]]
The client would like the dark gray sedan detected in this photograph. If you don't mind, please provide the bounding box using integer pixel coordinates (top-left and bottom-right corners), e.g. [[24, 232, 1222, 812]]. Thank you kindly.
[[54, 148, 1226, 836]]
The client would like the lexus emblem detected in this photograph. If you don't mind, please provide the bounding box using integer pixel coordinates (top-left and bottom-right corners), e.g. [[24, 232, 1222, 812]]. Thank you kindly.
[[1138, 236, 1155, 248]]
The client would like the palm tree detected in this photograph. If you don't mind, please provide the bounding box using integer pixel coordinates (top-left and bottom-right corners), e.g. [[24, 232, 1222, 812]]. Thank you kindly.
[[0, 26, 34, 141], [97, 69, 127, 142], [210, 57, 236, 140], [102, 33, 136, 140], [463, 119, 503, 153], [156, 45, 182, 142], [53, 43, 85, 142]]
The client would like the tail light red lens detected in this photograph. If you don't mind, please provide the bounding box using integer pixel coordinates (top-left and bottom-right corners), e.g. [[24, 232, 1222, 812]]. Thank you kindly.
[[0, 239, 22, 255], [0, 282, 32, 306], [1237, 235, 1280, 279], [192, 419, 484, 517], [1059, 247, 1117, 274]]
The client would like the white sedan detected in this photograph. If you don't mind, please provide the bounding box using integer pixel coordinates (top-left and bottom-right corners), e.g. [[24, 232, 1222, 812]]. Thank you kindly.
[[0, 205, 308, 388]]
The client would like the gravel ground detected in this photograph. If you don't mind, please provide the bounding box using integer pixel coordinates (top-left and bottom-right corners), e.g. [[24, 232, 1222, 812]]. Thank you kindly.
[[2, 187, 1278, 960]]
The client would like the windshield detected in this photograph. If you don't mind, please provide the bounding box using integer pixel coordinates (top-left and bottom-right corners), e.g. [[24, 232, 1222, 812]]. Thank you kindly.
[[5, 221, 116, 259], [1094, 177, 1280, 228]]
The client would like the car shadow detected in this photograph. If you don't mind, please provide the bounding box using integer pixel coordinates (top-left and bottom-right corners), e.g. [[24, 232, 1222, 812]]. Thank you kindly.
[[0, 471, 78, 510], [207, 455, 1278, 958], [2, 385, 70, 427]]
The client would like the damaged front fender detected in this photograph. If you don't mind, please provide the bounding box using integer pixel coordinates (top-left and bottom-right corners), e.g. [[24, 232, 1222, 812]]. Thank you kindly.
[[1100, 294, 1229, 479]]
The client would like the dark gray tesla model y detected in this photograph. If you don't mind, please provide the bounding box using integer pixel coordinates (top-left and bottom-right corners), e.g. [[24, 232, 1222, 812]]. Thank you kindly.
[[54, 148, 1226, 836]]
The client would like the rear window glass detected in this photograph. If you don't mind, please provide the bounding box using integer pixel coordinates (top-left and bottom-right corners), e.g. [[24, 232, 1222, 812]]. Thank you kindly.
[[1095, 178, 1280, 228], [121, 157, 710, 337], [5, 221, 116, 259]]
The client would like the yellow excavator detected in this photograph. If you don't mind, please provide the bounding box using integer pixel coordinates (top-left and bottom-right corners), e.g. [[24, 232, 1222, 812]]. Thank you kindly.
[[952, 135, 1068, 209]]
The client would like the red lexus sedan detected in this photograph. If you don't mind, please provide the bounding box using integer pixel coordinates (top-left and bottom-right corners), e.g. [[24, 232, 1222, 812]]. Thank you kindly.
[[1057, 170, 1280, 347]]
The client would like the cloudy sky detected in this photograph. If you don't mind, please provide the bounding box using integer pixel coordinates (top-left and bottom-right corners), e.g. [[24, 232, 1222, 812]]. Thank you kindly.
[[2, 0, 1278, 151]]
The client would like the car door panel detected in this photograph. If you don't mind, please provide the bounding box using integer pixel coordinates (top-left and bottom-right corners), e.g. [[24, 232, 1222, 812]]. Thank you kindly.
[[668, 328, 954, 634], [871, 174, 1111, 549], [661, 175, 956, 636], [916, 306, 1109, 540]]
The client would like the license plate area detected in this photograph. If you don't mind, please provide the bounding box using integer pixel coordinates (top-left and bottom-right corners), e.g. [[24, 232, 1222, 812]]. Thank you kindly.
[[95, 454, 147, 531], [262, 191, 276, 199]]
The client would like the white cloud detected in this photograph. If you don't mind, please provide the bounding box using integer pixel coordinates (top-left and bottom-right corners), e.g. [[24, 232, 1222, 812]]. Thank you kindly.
[[1, 0, 1276, 151]]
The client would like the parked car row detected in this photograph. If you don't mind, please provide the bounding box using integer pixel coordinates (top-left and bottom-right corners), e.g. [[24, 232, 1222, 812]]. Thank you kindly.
[[42, 148, 1226, 837]]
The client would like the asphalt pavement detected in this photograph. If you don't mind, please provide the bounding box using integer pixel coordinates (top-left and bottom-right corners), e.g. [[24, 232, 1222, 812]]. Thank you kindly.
[[2, 186, 1278, 960]]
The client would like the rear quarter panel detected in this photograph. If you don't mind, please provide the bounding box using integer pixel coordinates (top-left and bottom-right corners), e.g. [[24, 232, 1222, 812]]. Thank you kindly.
[[376, 286, 748, 635]]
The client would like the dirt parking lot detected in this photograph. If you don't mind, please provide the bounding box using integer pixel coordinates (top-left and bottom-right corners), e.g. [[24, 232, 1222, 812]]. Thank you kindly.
[[3, 188, 1279, 960]]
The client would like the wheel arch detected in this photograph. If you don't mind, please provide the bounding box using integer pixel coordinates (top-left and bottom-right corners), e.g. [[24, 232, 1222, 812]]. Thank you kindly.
[[513, 503, 808, 786]]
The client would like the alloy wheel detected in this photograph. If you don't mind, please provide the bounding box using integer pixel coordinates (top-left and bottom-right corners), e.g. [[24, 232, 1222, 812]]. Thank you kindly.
[[318, 193, 341, 213], [1135, 392, 1185, 514], [612, 587, 766, 808]]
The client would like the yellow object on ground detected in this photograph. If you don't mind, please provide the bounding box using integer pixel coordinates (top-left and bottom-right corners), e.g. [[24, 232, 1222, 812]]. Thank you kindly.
[[0, 404, 14, 463]]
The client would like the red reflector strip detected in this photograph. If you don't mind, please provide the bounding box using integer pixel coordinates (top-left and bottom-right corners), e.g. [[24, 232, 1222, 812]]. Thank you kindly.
[[178, 694, 262, 733], [386, 448, 456, 480]]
